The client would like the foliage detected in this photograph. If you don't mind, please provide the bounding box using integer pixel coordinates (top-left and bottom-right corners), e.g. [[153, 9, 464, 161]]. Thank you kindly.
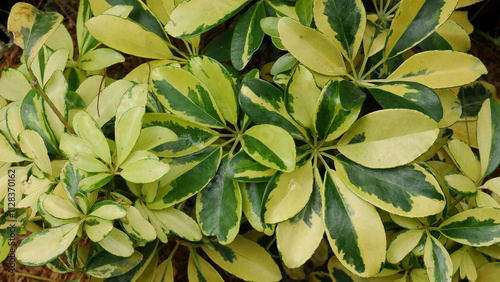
[[1, 0, 500, 281]]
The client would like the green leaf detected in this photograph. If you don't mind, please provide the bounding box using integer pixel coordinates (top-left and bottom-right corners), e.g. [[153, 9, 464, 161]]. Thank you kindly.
[[201, 30, 233, 62], [165, 0, 252, 38], [85, 250, 142, 278], [444, 173, 477, 196], [263, 161, 313, 223], [337, 109, 439, 168], [7, 3, 64, 65], [314, 80, 363, 142], [276, 179, 323, 268], [16, 222, 80, 266], [187, 55, 238, 125], [226, 150, 277, 183], [21, 89, 60, 155], [151, 65, 225, 128], [384, 0, 459, 58], [240, 182, 275, 235], [458, 81, 495, 118], [202, 235, 281, 281], [270, 53, 298, 76], [188, 251, 224, 282], [478, 98, 500, 177], [296, 0, 313, 26], [285, 65, 321, 132], [439, 207, 500, 247], [104, 241, 158, 282], [239, 78, 307, 140], [241, 124, 296, 173], [77, 0, 99, 56], [86, 14, 172, 59], [84, 216, 113, 242], [424, 234, 453, 282], [148, 146, 222, 209], [323, 169, 386, 277], [143, 113, 218, 158], [231, 2, 266, 70], [369, 81, 443, 122], [386, 51, 487, 89], [335, 155, 446, 217], [120, 206, 157, 242], [313, 0, 366, 60], [89, 201, 126, 220], [196, 154, 241, 244], [278, 17, 346, 76]]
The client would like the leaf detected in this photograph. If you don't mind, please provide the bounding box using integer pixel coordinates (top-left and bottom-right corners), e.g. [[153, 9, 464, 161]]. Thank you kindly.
[[148, 146, 222, 209], [188, 251, 224, 282], [323, 169, 386, 277], [98, 228, 134, 257], [143, 113, 218, 158], [420, 20, 471, 52], [77, 0, 99, 56], [187, 56, 238, 125], [17, 130, 51, 174], [0, 68, 32, 101], [424, 234, 453, 282], [239, 78, 307, 141], [78, 48, 125, 71], [86, 14, 172, 59], [120, 206, 156, 242], [446, 139, 480, 182], [337, 109, 439, 168], [84, 216, 113, 242], [202, 235, 281, 281], [369, 81, 443, 122], [74, 111, 111, 165], [43, 71, 68, 141], [133, 126, 178, 152], [335, 155, 446, 217], [313, 0, 366, 60], [16, 222, 80, 266], [384, 0, 458, 58], [278, 17, 346, 76], [115, 107, 144, 166], [154, 256, 174, 282], [226, 150, 277, 182], [458, 81, 496, 118], [201, 30, 233, 62], [21, 89, 60, 155], [196, 155, 241, 244], [148, 207, 202, 241], [296, 0, 313, 26], [314, 80, 363, 142], [241, 124, 296, 173], [43, 194, 81, 220], [260, 17, 279, 37], [387, 229, 425, 264], [85, 250, 142, 278], [285, 65, 321, 132], [240, 182, 274, 235], [89, 201, 126, 220], [263, 161, 313, 223], [151, 65, 225, 128], [7, 2, 64, 65], [276, 179, 323, 268], [386, 51, 487, 89], [165, 0, 251, 38], [105, 241, 158, 282], [444, 173, 477, 196], [439, 207, 500, 247], [477, 98, 500, 177]]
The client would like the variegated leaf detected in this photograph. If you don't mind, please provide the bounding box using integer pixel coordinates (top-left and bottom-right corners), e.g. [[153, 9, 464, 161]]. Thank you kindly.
[[240, 182, 275, 235], [477, 98, 500, 177], [424, 234, 453, 282], [85, 250, 142, 278], [226, 150, 277, 183], [188, 251, 224, 282], [387, 229, 425, 264], [0, 68, 32, 101], [335, 155, 446, 217], [148, 207, 202, 241]]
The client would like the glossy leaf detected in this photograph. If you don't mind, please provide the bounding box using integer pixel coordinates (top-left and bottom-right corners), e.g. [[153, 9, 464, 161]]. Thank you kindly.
[[444, 173, 477, 196], [387, 51, 487, 89], [335, 155, 446, 217], [85, 250, 142, 278], [240, 182, 274, 235], [84, 216, 113, 242], [148, 146, 222, 209], [120, 206, 156, 242], [447, 139, 480, 182], [424, 234, 453, 282], [43, 194, 81, 220], [188, 251, 224, 282], [115, 107, 144, 166], [369, 81, 443, 122], [78, 48, 125, 71], [241, 124, 296, 173], [314, 80, 363, 142], [313, 0, 366, 60], [196, 155, 242, 244], [239, 78, 307, 140], [105, 241, 159, 282], [202, 235, 281, 281], [18, 130, 52, 174], [74, 111, 111, 165], [296, 0, 313, 26], [384, 0, 458, 58], [133, 126, 178, 152], [148, 207, 202, 241], [323, 169, 386, 277], [278, 17, 346, 76], [0, 132, 29, 162], [151, 65, 225, 128], [387, 229, 425, 264], [337, 109, 439, 168], [0, 68, 32, 101], [264, 161, 313, 223], [231, 2, 266, 70], [226, 150, 277, 183], [98, 228, 134, 257], [439, 207, 500, 247], [276, 179, 323, 268], [477, 98, 500, 177], [86, 80, 134, 127]]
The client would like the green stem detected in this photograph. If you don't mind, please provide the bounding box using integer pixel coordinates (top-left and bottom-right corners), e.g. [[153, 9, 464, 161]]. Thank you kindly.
[[319, 145, 338, 152], [14, 273, 58, 282], [318, 154, 330, 170], [385, 1, 401, 16], [27, 69, 75, 134], [165, 42, 190, 60], [361, 56, 387, 80], [320, 152, 337, 162], [448, 195, 466, 210], [219, 137, 236, 148], [228, 138, 240, 156], [159, 243, 180, 282]]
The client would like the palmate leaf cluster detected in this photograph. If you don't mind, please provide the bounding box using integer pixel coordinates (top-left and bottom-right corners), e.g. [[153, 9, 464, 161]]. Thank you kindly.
[[1, 0, 500, 281]]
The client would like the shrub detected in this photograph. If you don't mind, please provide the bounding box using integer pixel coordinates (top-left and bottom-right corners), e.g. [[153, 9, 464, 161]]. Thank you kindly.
[[1, 0, 499, 281]]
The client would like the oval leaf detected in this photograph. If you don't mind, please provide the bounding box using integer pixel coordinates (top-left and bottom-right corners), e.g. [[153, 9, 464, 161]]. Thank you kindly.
[[478, 98, 500, 177], [120, 159, 170, 183], [226, 150, 277, 183]]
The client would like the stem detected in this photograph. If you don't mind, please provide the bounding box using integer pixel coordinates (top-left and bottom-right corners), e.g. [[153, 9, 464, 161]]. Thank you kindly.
[[386, 1, 400, 16], [159, 243, 179, 282], [228, 138, 240, 156], [318, 154, 330, 170], [217, 133, 237, 138], [383, 0, 392, 14], [372, 0, 380, 15], [319, 145, 338, 152], [219, 137, 236, 148], [348, 58, 358, 79], [361, 56, 387, 80], [28, 69, 75, 134], [14, 272, 58, 282], [165, 42, 190, 60], [320, 152, 337, 162], [448, 195, 466, 210]]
